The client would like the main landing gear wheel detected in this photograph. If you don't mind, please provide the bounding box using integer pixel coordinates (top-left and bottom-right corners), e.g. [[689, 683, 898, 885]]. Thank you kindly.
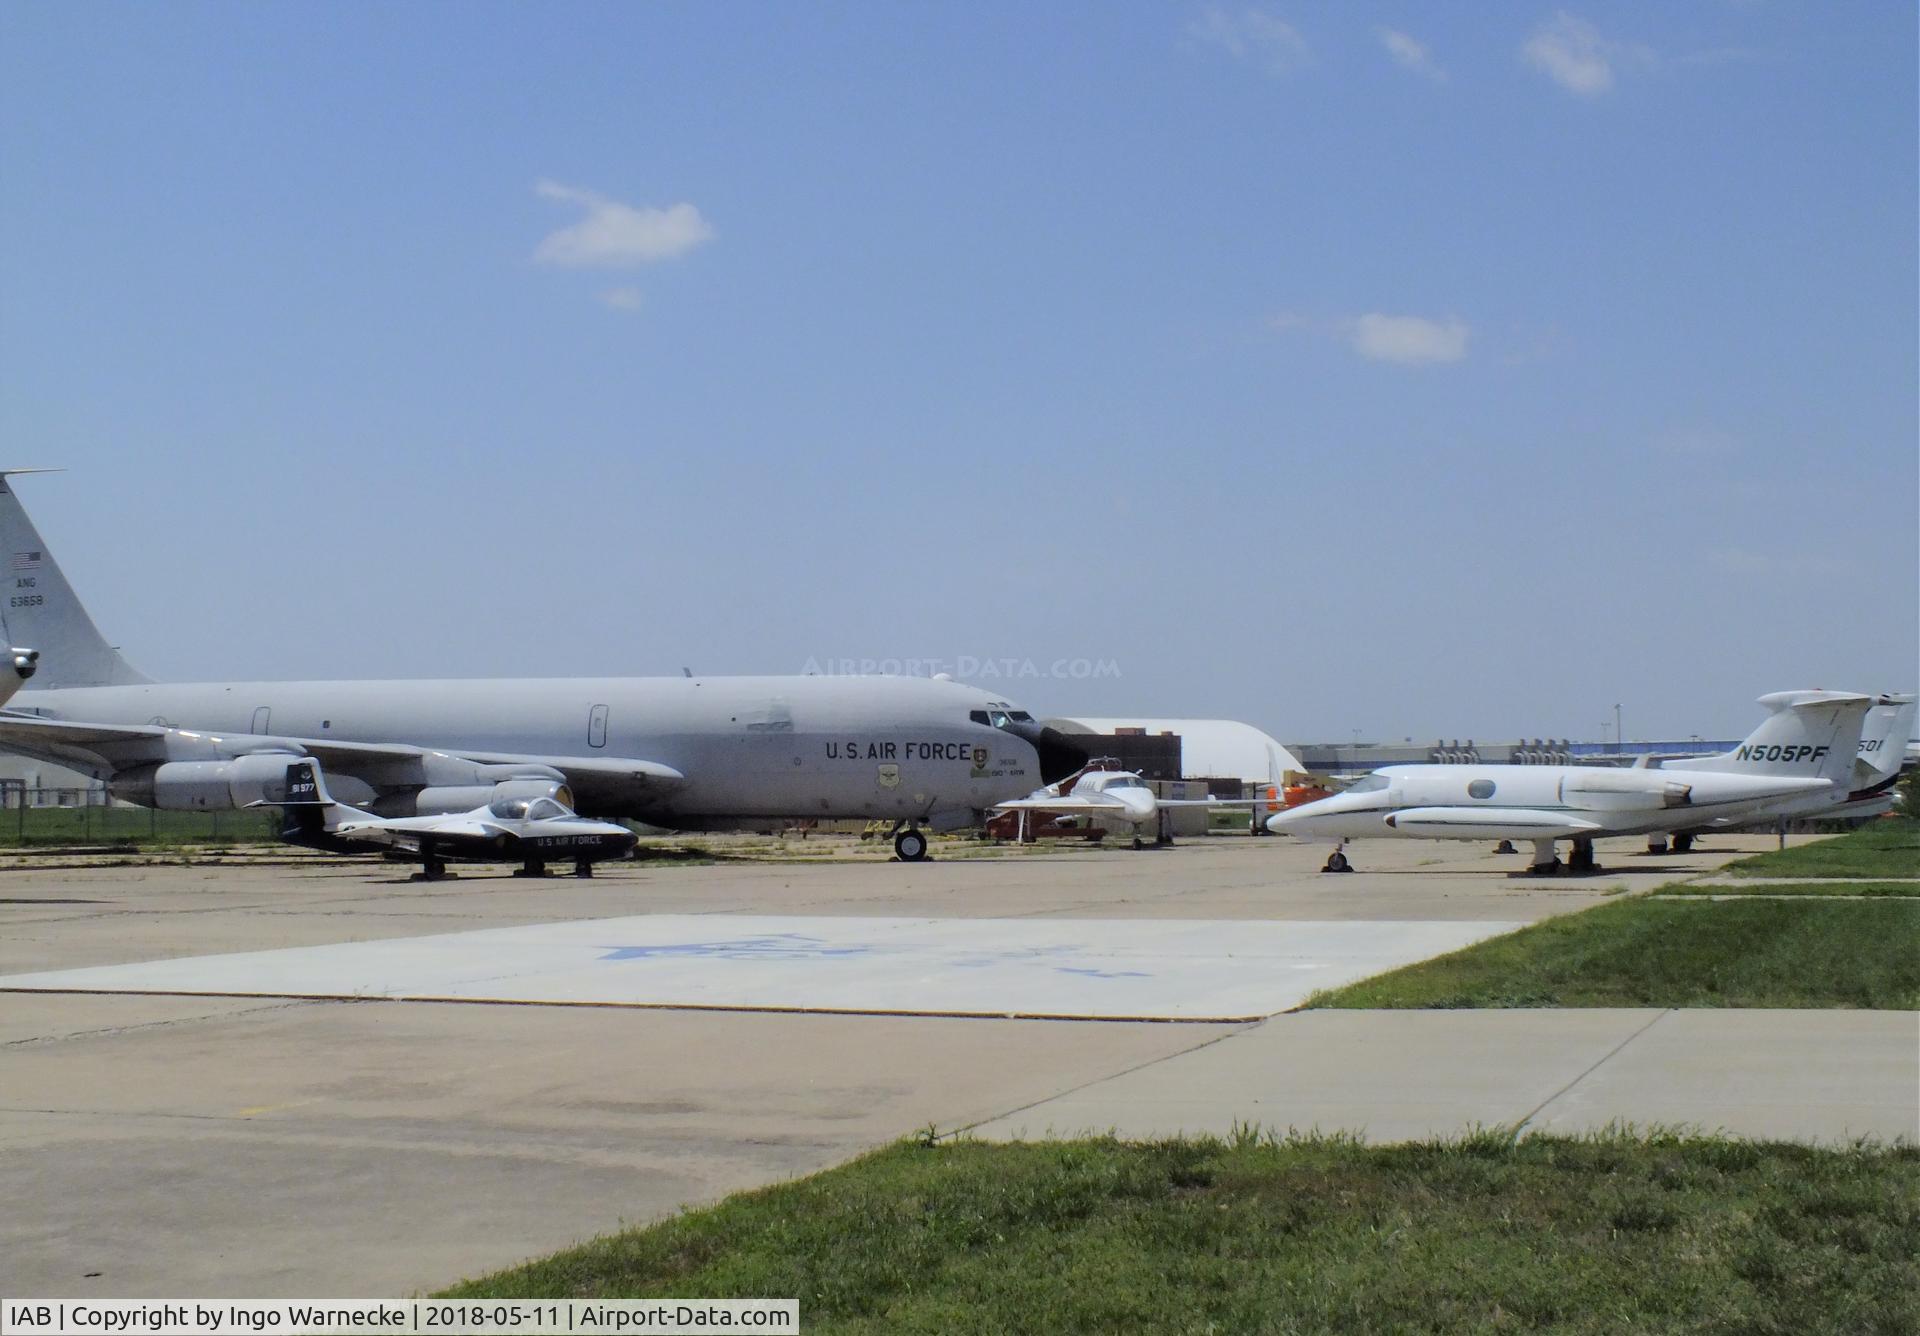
[[1647, 836, 1670, 855], [1567, 838, 1600, 874], [1672, 833, 1695, 854], [514, 860, 549, 879], [1322, 849, 1352, 873], [574, 859, 594, 878], [893, 828, 930, 862], [417, 853, 450, 882]]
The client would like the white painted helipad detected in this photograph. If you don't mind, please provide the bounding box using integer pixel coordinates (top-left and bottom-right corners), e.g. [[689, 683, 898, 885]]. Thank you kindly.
[[0, 914, 1524, 1021]]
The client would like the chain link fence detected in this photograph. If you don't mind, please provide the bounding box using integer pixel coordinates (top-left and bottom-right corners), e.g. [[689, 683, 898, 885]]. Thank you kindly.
[[0, 783, 282, 845]]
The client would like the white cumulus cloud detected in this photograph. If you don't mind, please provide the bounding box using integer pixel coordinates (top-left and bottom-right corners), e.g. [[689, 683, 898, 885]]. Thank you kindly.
[[1377, 27, 1444, 81], [1522, 12, 1650, 96], [597, 287, 644, 312], [1192, 6, 1310, 77], [1347, 314, 1470, 365], [533, 181, 714, 268]]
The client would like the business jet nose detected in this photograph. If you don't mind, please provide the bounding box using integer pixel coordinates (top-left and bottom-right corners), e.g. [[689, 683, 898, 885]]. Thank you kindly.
[[1265, 805, 1312, 835], [1118, 791, 1158, 822], [1007, 721, 1089, 786]]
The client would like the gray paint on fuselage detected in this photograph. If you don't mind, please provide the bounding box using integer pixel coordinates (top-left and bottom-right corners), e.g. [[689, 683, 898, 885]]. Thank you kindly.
[[22, 674, 1039, 822]]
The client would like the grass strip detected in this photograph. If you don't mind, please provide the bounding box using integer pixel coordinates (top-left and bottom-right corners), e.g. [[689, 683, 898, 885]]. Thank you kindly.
[[1661, 881, 1920, 898], [440, 1132, 1918, 1334], [1723, 819, 1920, 879], [1304, 896, 1919, 1009]]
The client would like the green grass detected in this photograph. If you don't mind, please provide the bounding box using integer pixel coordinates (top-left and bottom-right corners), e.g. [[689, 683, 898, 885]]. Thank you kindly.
[[1305, 896, 1920, 1009], [440, 1132, 1919, 1334], [1723, 818, 1920, 879], [1661, 881, 1920, 898]]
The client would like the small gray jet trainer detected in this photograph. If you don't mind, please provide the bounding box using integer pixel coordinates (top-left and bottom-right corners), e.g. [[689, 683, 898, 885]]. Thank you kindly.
[[265, 759, 637, 880], [0, 472, 1085, 861]]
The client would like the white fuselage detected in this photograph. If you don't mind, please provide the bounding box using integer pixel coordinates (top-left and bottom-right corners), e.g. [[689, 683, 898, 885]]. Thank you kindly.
[[1064, 772, 1162, 834], [1267, 763, 1834, 843]]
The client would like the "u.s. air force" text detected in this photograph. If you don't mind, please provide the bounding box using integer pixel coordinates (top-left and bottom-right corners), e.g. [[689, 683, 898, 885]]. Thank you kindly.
[[825, 740, 975, 761]]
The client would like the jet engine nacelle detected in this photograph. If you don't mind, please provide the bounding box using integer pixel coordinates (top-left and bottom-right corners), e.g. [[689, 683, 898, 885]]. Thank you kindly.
[[381, 778, 574, 818], [0, 647, 37, 710], [110, 753, 305, 811], [1561, 771, 1692, 811]]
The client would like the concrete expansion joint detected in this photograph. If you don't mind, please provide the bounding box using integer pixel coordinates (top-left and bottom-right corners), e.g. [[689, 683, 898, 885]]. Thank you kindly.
[[943, 1020, 1257, 1142], [1513, 1009, 1675, 1137], [0, 997, 323, 1048]]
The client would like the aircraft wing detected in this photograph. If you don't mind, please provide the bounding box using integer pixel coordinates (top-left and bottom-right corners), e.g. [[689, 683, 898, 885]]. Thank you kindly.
[[336, 816, 506, 849], [993, 794, 1131, 813], [452, 751, 686, 810], [1153, 797, 1272, 809], [0, 713, 687, 810], [0, 713, 172, 774]]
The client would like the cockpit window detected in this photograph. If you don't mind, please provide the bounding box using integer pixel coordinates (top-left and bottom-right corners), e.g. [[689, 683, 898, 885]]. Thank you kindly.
[[989, 710, 1012, 728], [969, 710, 990, 725], [490, 797, 533, 819], [526, 797, 569, 821], [1008, 710, 1033, 722], [1347, 774, 1390, 794], [1108, 776, 1149, 790]]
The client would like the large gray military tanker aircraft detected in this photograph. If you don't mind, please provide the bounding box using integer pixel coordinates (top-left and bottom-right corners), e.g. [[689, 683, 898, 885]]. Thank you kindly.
[[0, 472, 1086, 861]]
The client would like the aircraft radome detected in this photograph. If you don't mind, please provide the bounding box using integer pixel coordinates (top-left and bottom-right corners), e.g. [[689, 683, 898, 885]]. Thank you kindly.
[[0, 471, 1087, 862]]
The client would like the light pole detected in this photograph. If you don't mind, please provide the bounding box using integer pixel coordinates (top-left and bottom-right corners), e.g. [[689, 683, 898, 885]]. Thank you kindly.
[[1614, 703, 1623, 751]]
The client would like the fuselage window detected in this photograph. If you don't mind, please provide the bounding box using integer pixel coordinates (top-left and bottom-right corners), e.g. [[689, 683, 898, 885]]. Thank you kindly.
[[1468, 779, 1497, 800]]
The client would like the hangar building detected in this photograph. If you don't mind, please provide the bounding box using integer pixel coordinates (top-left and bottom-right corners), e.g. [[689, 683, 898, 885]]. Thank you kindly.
[[1048, 717, 1303, 790]]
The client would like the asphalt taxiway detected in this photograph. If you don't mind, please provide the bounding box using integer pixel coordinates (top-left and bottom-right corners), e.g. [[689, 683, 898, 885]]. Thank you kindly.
[[1, 834, 1910, 1297]]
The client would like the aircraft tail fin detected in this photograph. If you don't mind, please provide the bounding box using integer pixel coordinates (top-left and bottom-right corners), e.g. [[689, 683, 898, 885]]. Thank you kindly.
[[1668, 691, 1874, 798], [1851, 694, 1916, 798], [0, 471, 149, 688], [260, 760, 343, 839]]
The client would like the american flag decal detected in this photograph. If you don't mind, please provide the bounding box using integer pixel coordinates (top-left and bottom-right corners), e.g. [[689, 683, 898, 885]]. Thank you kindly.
[[11, 552, 42, 570]]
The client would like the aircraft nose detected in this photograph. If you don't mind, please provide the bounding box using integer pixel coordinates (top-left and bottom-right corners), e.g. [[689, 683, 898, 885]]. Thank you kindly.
[[1265, 805, 1311, 835], [1007, 721, 1088, 786]]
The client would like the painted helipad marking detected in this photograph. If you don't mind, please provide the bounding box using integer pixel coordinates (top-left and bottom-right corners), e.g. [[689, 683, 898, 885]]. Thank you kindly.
[[0, 915, 1525, 1022]]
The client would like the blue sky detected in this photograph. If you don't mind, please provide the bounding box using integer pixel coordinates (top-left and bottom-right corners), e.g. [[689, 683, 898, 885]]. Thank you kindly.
[[1, 2, 1913, 742]]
